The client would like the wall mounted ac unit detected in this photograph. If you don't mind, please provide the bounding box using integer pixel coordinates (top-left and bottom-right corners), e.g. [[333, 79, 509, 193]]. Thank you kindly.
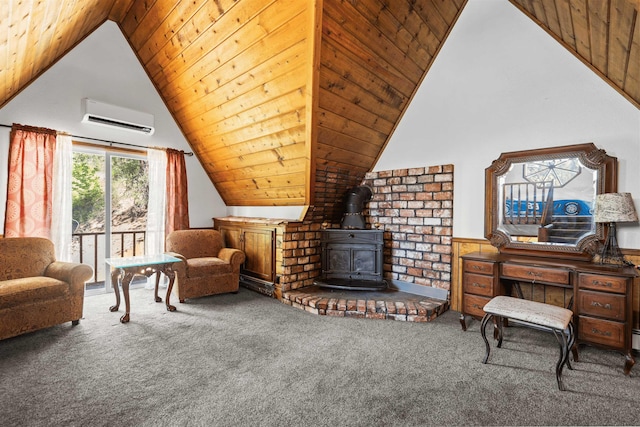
[[81, 98, 155, 135]]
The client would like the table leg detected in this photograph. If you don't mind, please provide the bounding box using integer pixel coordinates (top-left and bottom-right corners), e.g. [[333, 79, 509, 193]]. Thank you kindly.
[[120, 269, 134, 323], [109, 269, 121, 312], [163, 265, 177, 312], [154, 271, 162, 303]]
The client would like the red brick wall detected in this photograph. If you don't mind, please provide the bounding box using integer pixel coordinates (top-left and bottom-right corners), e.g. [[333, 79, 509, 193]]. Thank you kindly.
[[279, 164, 454, 295], [278, 221, 323, 295], [280, 163, 367, 294], [362, 165, 453, 292]]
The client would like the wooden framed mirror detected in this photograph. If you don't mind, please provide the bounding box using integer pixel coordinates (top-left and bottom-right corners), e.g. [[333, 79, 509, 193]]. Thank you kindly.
[[485, 143, 617, 259]]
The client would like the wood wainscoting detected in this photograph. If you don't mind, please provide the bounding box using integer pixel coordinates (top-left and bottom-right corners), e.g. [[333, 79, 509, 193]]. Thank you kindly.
[[452, 237, 640, 333]]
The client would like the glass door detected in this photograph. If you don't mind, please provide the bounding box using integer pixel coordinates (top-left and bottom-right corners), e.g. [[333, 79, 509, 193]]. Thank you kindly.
[[71, 147, 149, 295]]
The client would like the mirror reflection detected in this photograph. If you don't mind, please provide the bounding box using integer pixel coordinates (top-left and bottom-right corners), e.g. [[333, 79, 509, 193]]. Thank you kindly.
[[497, 157, 597, 246], [485, 143, 617, 258]]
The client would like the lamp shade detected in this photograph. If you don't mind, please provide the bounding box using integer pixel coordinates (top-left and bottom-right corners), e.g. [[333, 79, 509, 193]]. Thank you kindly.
[[593, 193, 639, 223]]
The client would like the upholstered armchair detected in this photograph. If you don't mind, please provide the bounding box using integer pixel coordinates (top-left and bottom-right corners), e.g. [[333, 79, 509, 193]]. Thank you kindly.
[[165, 229, 245, 302], [0, 237, 93, 340]]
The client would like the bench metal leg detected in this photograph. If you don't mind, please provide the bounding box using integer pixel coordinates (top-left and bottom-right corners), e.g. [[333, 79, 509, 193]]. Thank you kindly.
[[480, 313, 492, 364], [565, 321, 576, 370], [495, 316, 504, 348], [552, 328, 569, 391]]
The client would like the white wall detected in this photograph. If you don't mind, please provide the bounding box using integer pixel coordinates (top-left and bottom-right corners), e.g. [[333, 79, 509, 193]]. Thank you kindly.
[[375, 0, 640, 249], [0, 21, 226, 233]]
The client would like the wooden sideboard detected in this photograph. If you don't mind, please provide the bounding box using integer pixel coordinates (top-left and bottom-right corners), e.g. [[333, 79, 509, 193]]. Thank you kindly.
[[461, 251, 638, 375], [214, 217, 283, 296]]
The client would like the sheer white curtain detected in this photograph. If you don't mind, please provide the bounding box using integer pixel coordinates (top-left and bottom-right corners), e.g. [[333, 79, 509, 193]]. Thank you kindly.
[[51, 134, 73, 261], [146, 148, 167, 288]]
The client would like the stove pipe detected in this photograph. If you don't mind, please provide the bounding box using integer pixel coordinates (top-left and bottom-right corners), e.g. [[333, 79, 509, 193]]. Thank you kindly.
[[340, 185, 373, 229]]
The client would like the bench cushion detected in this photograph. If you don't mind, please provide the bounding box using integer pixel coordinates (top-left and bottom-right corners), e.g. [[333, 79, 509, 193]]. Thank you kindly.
[[483, 296, 572, 330]]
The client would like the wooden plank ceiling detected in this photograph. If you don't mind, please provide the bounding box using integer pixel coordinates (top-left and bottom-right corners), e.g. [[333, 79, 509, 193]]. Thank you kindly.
[[1, 0, 639, 222], [509, 0, 640, 109]]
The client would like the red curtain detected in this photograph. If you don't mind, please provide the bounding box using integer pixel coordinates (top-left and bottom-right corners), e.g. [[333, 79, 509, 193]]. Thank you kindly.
[[165, 149, 190, 234], [4, 124, 57, 238]]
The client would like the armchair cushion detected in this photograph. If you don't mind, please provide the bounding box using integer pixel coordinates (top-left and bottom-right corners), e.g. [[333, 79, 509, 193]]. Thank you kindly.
[[0, 277, 68, 310], [187, 257, 233, 276]]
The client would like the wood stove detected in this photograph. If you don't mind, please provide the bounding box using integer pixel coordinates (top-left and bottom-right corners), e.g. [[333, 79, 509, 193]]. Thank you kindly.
[[315, 229, 387, 290]]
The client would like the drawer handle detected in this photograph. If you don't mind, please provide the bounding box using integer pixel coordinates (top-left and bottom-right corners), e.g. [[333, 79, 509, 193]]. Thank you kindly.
[[590, 301, 612, 310], [591, 280, 613, 288], [591, 328, 612, 337], [472, 282, 484, 288], [527, 271, 542, 284], [472, 265, 482, 270], [472, 304, 482, 309]]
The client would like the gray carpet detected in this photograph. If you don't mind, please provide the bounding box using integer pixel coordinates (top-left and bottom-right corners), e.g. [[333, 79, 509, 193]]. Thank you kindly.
[[1, 287, 639, 426]]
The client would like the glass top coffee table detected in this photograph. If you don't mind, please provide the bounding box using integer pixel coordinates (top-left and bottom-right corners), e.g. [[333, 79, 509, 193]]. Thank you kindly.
[[105, 254, 181, 323]]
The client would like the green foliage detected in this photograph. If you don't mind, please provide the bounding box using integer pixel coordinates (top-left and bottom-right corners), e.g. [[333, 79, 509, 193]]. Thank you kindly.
[[72, 153, 104, 224], [111, 156, 149, 209], [72, 153, 149, 232]]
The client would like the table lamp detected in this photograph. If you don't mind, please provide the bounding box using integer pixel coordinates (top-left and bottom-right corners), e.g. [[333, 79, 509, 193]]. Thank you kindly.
[[593, 193, 638, 265]]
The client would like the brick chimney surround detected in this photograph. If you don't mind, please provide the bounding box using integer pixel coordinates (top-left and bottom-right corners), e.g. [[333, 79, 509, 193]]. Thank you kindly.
[[280, 165, 453, 322]]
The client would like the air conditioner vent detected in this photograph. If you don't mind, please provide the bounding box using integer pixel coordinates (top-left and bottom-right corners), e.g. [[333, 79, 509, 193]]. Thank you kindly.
[[81, 98, 155, 135]]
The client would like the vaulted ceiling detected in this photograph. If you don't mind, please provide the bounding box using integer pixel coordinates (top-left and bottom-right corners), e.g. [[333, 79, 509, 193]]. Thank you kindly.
[[1, 0, 639, 222]]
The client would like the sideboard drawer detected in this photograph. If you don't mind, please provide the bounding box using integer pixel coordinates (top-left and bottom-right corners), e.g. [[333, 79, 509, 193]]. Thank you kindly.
[[578, 316, 625, 348], [578, 273, 627, 294], [463, 294, 491, 318], [463, 273, 494, 297], [578, 290, 626, 321], [501, 263, 570, 285], [463, 259, 495, 275]]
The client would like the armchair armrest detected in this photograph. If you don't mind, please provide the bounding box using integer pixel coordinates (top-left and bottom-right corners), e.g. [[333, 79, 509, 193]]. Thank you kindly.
[[218, 248, 245, 269], [165, 251, 187, 263], [45, 262, 93, 295], [165, 251, 188, 276]]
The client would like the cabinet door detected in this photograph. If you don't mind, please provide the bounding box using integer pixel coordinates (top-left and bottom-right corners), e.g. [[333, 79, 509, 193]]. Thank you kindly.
[[219, 226, 243, 251], [242, 228, 275, 282]]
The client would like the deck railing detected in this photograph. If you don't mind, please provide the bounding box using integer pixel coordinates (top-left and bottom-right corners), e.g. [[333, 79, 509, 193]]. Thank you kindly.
[[71, 230, 146, 286], [503, 181, 554, 225]]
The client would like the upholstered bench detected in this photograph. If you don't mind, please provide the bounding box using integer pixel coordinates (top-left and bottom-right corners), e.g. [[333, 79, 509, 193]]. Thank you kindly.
[[480, 296, 575, 391]]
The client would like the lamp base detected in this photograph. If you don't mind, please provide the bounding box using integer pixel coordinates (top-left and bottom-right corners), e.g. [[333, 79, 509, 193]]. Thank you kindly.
[[598, 222, 626, 266]]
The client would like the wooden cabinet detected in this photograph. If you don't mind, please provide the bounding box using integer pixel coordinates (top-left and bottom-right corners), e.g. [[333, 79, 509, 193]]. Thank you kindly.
[[460, 251, 638, 374], [214, 218, 278, 296]]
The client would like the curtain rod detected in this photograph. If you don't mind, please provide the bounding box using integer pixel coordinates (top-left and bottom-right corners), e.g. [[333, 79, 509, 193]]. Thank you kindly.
[[0, 123, 194, 156]]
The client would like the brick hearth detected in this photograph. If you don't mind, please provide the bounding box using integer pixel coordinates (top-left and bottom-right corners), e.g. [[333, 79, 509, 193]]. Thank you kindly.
[[281, 286, 449, 322]]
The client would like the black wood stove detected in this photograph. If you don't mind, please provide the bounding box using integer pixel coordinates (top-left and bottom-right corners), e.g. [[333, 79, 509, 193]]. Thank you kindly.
[[315, 186, 387, 291]]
